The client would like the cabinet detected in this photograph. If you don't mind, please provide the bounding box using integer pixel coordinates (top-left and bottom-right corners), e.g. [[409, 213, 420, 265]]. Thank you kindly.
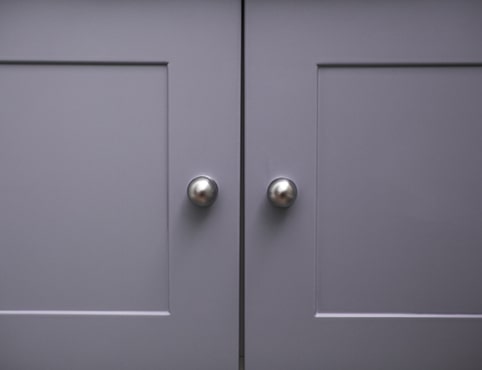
[[1, 1, 482, 369]]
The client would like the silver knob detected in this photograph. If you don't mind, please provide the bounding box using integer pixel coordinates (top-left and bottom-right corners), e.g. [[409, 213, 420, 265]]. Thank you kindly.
[[187, 176, 218, 207], [267, 178, 298, 208]]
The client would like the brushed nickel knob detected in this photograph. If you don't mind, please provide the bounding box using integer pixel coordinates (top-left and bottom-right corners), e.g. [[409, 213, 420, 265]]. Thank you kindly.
[[267, 178, 297, 208], [187, 176, 218, 207]]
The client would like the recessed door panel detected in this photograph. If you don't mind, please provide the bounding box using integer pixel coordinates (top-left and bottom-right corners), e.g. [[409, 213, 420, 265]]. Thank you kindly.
[[0, 63, 169, 312], [316, 65, 482, 315]]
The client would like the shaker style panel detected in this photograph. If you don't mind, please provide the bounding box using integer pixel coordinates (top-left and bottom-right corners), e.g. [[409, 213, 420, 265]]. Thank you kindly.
[[315, 65, 482, 315], [0, 1, 240, 370], [0, 63, 170, 313], [245, 1, 482, 369]]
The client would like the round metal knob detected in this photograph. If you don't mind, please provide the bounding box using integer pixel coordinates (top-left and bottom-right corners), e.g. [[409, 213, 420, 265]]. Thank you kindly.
[[267, 177, 298, 208], [187, 176, 218, 207]]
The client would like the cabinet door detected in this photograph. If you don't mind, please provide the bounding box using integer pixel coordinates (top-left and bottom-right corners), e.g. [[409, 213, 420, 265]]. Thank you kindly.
[[245, 1, 482, 369], [0, 1, 240, 369]]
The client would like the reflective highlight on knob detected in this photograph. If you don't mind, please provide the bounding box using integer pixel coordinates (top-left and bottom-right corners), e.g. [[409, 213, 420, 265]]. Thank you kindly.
[[267, 178, 298, 208], [187, 176, 218, 207]]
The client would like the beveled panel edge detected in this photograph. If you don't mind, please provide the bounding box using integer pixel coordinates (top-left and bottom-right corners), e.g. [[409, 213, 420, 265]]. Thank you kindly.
[[0, 60, 168, 66], [0, 310, 170, 317], [315, 313, 482, 319], [317, 62, 482, 68]]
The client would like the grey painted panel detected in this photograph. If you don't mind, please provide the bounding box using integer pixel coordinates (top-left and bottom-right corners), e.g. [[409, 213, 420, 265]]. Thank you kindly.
[[0, 1, 240, 369], [316, 65, 482, 314], [0, 63, 169, 312], [246, 1, 482, 369]]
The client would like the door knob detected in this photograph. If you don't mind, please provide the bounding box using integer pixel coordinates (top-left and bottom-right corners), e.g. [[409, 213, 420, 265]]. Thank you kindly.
[[267, 177, 297, 208], [187, 176, 218, 207]]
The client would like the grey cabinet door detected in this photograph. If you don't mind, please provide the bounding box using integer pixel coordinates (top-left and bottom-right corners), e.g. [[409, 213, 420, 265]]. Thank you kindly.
[[0, 1, 240, 369], [245, 1, 482, 369]]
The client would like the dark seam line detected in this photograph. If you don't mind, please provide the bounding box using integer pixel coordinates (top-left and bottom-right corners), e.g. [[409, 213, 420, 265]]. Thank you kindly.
[[0, 61, 167, 66], [239, 0, 246, 367], [317, 63, 482, 68]]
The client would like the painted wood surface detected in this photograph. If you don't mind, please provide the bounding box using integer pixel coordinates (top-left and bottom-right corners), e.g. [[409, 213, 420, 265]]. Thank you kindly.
[[0, 1, 240, 369], [245, 1, 482, 369]]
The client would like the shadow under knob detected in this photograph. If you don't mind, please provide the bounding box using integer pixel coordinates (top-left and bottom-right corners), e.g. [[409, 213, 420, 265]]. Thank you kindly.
[[187, 176, 218, 207], [267, 177, 297, 208]]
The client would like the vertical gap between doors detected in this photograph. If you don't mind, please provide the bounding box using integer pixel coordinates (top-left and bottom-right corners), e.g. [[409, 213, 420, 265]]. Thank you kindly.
[[239, 0, 245, 368]]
